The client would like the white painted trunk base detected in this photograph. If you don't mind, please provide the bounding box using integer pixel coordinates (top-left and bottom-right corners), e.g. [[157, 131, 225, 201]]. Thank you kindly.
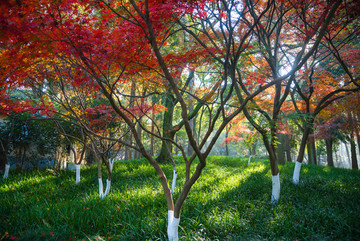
[[292, 161, 302, 185], [3, 164, 10, 179], [75, 164, 81, 184], [271, 174, 280, 204], [167, 210, 180, 241], [109, 158, 115, 172], [104, 179, 111, 196], [171, 170, 177, 194], [98, 178, 111, 198], [98, 178, 104, 198], [248, 155, 252, 165]]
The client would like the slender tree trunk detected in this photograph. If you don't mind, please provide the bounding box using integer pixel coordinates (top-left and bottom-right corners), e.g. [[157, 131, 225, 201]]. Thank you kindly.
[[343, 141, 351, 168], [262, 135, 280, 203], [350, 133, 359, 169], [150, 110, 155, 157], [125, 132, 131, 160], [157, 94, 176, 163], [276, 133, 286, 165], [1, 140, 10, 179], [225, 127, 229, 156], [187, 77, 194, 157], [307, 143, 313, 164], [134, 122, 142, 159], [311, 140, 317, 165], [126, 82, 137, 160], [357, 129, 360, 166], [284, 134, 292, 162], [292, 124, 312, 184], [0, 141, 7, 171], [326, 138, 334, 167], [251, 143, 257, 156]]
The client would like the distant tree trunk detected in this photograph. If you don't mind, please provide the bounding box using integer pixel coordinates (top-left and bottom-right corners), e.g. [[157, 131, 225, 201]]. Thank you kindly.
[[326, 138, 334, 167], [311, 141, 317, 165], [306, 143, 312, 164], [197, 107, 205, 145], [0, 140, 10, 179], [276, 133, 286, 165], [357, 128, 360, 166], [350, 133, 358, 170], [306, 130, 317, 165], [344, 142, 351, 165], [157, 93, 176, 163], [150, 110, 155, 157], [284, 134, 292, 162], [225, 127, 229, 156], [0, 140, 8, 170], [125, 132, 132, 160], [251, 143, 257, 156], [175, 135, 178, 156], [126, 82, 137, 160], [134, 122, 142, 159], [75, 146, 86, 184]]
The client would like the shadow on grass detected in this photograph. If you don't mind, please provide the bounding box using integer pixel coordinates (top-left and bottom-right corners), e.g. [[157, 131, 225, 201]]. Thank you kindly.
[[1, 157, 360, 241]]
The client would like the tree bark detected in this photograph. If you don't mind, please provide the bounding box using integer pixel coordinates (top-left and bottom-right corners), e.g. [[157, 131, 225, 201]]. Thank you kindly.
[[306, 131, 317, 165], [276, 133, 286, 165], [326, 138, 334, 167], [311, 139, 317, 165], [156, 93, 176, 163], [350, 133, 359, 169], [187, 77, 194, 157], [225, 127, 229, 156], [284, 134, 292, 162], [150, 110, 155, 157], [134, 122, 142, 159]]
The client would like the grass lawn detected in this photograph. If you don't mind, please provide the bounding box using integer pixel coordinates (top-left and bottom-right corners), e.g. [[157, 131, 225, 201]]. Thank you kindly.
[[1, 156, 359, 240]]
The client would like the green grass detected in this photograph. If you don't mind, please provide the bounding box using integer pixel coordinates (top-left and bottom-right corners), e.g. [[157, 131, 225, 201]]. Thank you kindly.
[[1, 156, 360, 241]]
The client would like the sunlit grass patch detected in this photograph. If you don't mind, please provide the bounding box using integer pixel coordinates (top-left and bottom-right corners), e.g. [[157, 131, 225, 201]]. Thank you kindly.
[[1, 156, 359, 240]]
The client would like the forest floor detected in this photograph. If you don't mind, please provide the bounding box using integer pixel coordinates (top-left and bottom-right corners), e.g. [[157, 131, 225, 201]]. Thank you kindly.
[[1, 156, 359, 240]]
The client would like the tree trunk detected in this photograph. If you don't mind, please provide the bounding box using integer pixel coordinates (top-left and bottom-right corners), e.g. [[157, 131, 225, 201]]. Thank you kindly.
[[306, 131, 317, 165], [276, 133, 286, 165], [126, 82, 137, 160], [357, 129, 360, 167], [307, 143, 312, 164], [125, 132, 132, 160], [296, 126, 312, 164], [251, 143, 257, 156], [262, 134, 280, 203], [225, 127, 229, 156], [134, 122, 142, 159], [156, 94, 176, 163], [350, 133, 358, 169], [326, 139, 334, 167], [284, 134, 292, 162], [150, 110, 155, 157], [311, 140, 317, 165], [75, 164, 81, 184], [293, 161, 302, 184], [167, 210, 180, 241], [2, 139, 10, 179], [187, 78, 194, 157], [3, 164, 10, 179]]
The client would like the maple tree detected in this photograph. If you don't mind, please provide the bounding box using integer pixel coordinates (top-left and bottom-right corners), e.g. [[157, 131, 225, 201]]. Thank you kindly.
[[1, 0, 359, 239], [221, 0, 348, 201], [289, 5, 360, 181], [222, 115, 260, 161]]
